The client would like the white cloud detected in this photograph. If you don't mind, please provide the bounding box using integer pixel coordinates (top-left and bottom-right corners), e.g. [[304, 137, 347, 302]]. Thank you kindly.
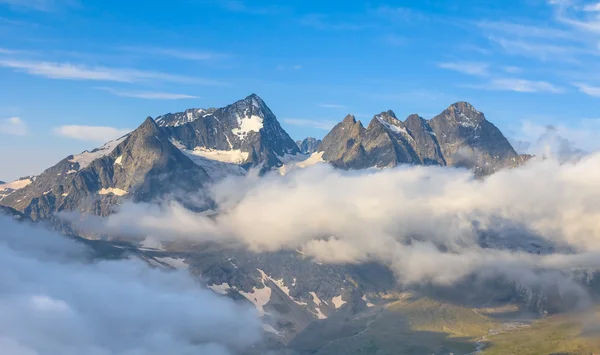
[[488, 36, 582, 62], [476, 20, 573, 39], [318, 104, 347, 109], [122, 47, 226, 61], [0, 117, 27, 136], [74, 156, 600, 311], [53, 125, 131, 142], [0, 59, 224, 85], [437, 61, 489, 76], [95, 87, 199, 100], [0, 216, 261, 355], [0, 0, 73, 11], [584, 2, 600, 12], [515, 118, 600, 154], [467, 78, 563, 93], [282, 118, 338, 130], [573, 82, 600, 96]]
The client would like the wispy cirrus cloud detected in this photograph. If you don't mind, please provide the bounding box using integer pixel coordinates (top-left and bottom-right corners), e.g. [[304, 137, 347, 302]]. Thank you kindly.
[[466, 78, 564, 93], [300, 14, 366, 31], [121, 47, 227, 61], [476, 20, 573, 39], [0, 117, 27, 136], [0, 0, 78, 12], [218, 0, 288, 15], [283, 118, 338, 130], [487, 36, 582, 62], [573, 82, 600, 97], [0, 59, 225, 85], [318, 104, 347, 109], [437, 61, 490, 76], [95, 87, 199, 100], [53, 125, 131, 142]]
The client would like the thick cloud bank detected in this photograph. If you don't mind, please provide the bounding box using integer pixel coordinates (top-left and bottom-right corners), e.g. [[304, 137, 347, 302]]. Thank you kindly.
[[78, 153, 600, 309], [0, 217, 261, 355]]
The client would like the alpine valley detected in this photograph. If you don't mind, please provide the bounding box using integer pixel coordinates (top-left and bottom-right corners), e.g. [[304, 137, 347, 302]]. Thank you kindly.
[[2, 94, 599, 355]]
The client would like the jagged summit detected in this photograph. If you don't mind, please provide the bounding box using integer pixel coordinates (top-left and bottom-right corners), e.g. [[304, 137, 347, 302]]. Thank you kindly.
[[318, 102, 527, 174], [341, 114, 357, 125]]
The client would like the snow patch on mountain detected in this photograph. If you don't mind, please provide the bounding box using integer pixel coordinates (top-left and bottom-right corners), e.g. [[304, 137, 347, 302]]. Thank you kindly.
[[0, 178, 32, 191], [156, 108, 214, 127], [98, 187, 128, 196], [155, 257, 188, 269], [232, 114, 263, 139], [239, 286, 272, 316], [186, 147, 249, 164], [70, 135, 128, 169], [458, 112, 480, 129], [310, 291, 322, 306], [362, 295, 375, 307], [376, 116, 412, 140], [332, 295, 346, 309], [169, 140, 248, 181], [278, 152, 325, 175], [208, 283, 232, 295]]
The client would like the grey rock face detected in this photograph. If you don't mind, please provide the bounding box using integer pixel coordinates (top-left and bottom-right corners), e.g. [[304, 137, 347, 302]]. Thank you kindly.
[[296, 137, 322, 154], [429, 101, 524, 175], [1, 117, 211, 222], [318, 115, 368, 169], [403, 114, 446, 165], [319, 102, 528, 175], [158, 94, 300, 170]]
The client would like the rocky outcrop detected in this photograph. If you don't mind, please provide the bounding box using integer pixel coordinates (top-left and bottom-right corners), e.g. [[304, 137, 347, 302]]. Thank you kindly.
[[296, 138, 322, 154], [1, 118, 210, 221], [319, 102, 529, 175], [158, 94, 300, 170]]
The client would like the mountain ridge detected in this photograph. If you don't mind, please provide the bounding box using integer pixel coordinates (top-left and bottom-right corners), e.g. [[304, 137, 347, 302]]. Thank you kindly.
[[317, 101, 530, 175], [1, 96, 529, 222]]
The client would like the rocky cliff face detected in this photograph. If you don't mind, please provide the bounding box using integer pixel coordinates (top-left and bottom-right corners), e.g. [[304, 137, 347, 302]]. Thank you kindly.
[[158, 94, 300, 170], [318, 102, 529, 174], [1, 117, 210, 222], [296, 137, 322, 154], [429, 102, 525, 175]]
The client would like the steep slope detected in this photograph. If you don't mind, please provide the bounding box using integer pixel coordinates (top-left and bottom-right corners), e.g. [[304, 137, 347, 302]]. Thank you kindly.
[[318, 111, 423, 169], [296, 137, 322, 154], [158, 94, 300, 170], [429, 102, 525, 175], [0, 176, 34, 201], [1, 118, 210, 221], [403, 114, 446, 165], [318, 115, 368, 169]]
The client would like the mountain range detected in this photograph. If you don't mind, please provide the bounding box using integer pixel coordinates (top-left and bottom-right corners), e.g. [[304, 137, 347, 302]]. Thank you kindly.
[[0, 94, 530, 223], [0, 94, 551, 353]]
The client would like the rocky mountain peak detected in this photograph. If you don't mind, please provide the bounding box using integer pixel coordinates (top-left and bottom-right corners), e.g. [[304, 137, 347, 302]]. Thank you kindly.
[[139, 116, 161, 132], [342, 114, 357, 125], [370, 110, 408, 134], [443, 101, 486, 126]]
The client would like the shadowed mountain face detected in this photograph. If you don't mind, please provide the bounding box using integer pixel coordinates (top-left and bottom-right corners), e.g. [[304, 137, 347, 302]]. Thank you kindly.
[[296, 137, 322, 154], [1, 117, 211, 221], [158, 94, 300, 170], [318, 102, 530, 174]]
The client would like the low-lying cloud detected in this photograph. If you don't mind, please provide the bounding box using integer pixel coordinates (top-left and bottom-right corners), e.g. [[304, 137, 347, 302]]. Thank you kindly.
[[0, 216, 261, 355], [72, 153, 600, 310]]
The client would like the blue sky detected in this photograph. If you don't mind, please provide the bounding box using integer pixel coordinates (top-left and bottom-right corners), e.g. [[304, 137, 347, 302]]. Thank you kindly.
[[2, 0, 600, 180]]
